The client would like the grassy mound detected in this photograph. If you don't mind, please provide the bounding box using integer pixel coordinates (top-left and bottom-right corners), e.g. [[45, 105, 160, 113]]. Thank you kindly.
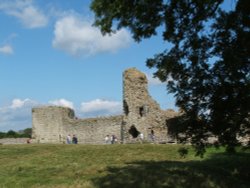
[[0, 144, 249, 188]]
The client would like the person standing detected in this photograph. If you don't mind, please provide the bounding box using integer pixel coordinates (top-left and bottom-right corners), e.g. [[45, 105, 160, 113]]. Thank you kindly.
[[139, 132, 144, 144], [72, 135, 78, 144], [105, 135, 110, 144], [151, 130, 155, 142], [111, 135, 115, 144], [66, 134, 71, 144]]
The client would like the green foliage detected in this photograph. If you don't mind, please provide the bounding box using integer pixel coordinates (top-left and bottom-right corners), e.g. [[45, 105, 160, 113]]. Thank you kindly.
[[0, 144, 249, 188], [178, 147, 189, 158], [6, 130, 18, 138], [0, 128, 32, 139], [91, 0, 250, 154], [0, 132, 6, 139], [91, 0, 163, 41], [21, 128, 32, 138]]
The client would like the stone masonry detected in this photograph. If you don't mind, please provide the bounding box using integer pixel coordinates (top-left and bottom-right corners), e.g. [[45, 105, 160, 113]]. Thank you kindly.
[[32, 68, 179, 144], [122, 68, 179, 143]]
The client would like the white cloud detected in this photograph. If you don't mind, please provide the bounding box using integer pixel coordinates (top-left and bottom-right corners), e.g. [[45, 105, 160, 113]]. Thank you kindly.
[[0, 0, 48, 28], [145, 73, 164, 86], [0, 98, 122, 132], [0, 44, 13, 55], [52, 15, 131, 56], [145, 73, 174, 86], [49, 98, 74, 109], [0, 98, 38, 131], [80, 99, 122, 117], [0, 98, 74, 131], [10, 98, 33, 109]]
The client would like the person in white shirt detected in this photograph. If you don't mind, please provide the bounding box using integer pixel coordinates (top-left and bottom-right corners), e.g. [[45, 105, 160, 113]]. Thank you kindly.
[[66, 134, 71, 144], [139, 132, 144, 144], [105, 135, 110, 144]]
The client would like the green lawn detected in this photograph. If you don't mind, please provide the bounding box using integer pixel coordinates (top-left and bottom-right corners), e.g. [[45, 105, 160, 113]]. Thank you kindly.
[[0, 144, 249, 188]]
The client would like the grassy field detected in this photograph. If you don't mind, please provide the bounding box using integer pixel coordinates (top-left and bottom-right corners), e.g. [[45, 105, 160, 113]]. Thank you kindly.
[[0, 144, 249, 188]]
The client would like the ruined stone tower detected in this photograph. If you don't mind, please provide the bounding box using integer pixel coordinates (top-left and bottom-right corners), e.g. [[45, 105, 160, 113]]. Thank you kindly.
[[32, 68, 179, 144], [122, 68, 178, 143]]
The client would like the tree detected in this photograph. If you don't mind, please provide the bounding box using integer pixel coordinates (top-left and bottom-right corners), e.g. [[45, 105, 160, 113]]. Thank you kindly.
[[0, 129, 32, 139], [18, 128, 32, 138], [6, 130, 18, 138], [91, 0, 250, 154], [22, 128, 32, 138], [0, 132, 6, 139]]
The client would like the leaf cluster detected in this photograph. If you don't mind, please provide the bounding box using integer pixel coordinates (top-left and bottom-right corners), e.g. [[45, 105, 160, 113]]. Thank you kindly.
[[0, 128, 32, 139], [91, 0, 250, 154]]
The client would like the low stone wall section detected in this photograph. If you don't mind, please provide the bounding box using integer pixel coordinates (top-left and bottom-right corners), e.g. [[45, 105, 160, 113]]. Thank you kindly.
[[62, 115, 123, 144], [0, 138, 29, 145]]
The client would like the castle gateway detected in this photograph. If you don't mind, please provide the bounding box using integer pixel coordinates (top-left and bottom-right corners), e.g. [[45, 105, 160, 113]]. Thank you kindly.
[[32, 68, 179, 144]]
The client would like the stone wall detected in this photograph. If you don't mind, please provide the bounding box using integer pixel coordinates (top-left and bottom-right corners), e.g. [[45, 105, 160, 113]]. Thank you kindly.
[[0, 138, 29, 145], [32, 106, 69, 143], [32, 68, 180, 144], [32, 106, 123, 144], [62, 115, 123, 144], [122, 68, 179, 143]]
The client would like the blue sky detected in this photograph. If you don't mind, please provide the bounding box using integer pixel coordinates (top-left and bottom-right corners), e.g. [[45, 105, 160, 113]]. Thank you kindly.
[[0, 0, 236, 132], [0, 0, 177, 132]]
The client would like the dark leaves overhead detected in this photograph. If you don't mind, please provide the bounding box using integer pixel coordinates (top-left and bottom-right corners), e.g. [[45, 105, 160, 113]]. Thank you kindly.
[[91, 0, 250, 154], [91, 0, 164, 41]]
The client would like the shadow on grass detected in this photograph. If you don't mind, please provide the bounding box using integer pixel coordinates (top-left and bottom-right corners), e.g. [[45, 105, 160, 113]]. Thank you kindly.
[[92, 153, 250, 188]]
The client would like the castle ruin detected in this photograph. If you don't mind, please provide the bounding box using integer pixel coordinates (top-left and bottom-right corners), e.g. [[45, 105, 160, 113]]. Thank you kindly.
[[32, 68, 179, 144]]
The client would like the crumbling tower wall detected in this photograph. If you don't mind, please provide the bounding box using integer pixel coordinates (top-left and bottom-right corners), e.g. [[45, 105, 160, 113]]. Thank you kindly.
[[122, 68, 172, 143]]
